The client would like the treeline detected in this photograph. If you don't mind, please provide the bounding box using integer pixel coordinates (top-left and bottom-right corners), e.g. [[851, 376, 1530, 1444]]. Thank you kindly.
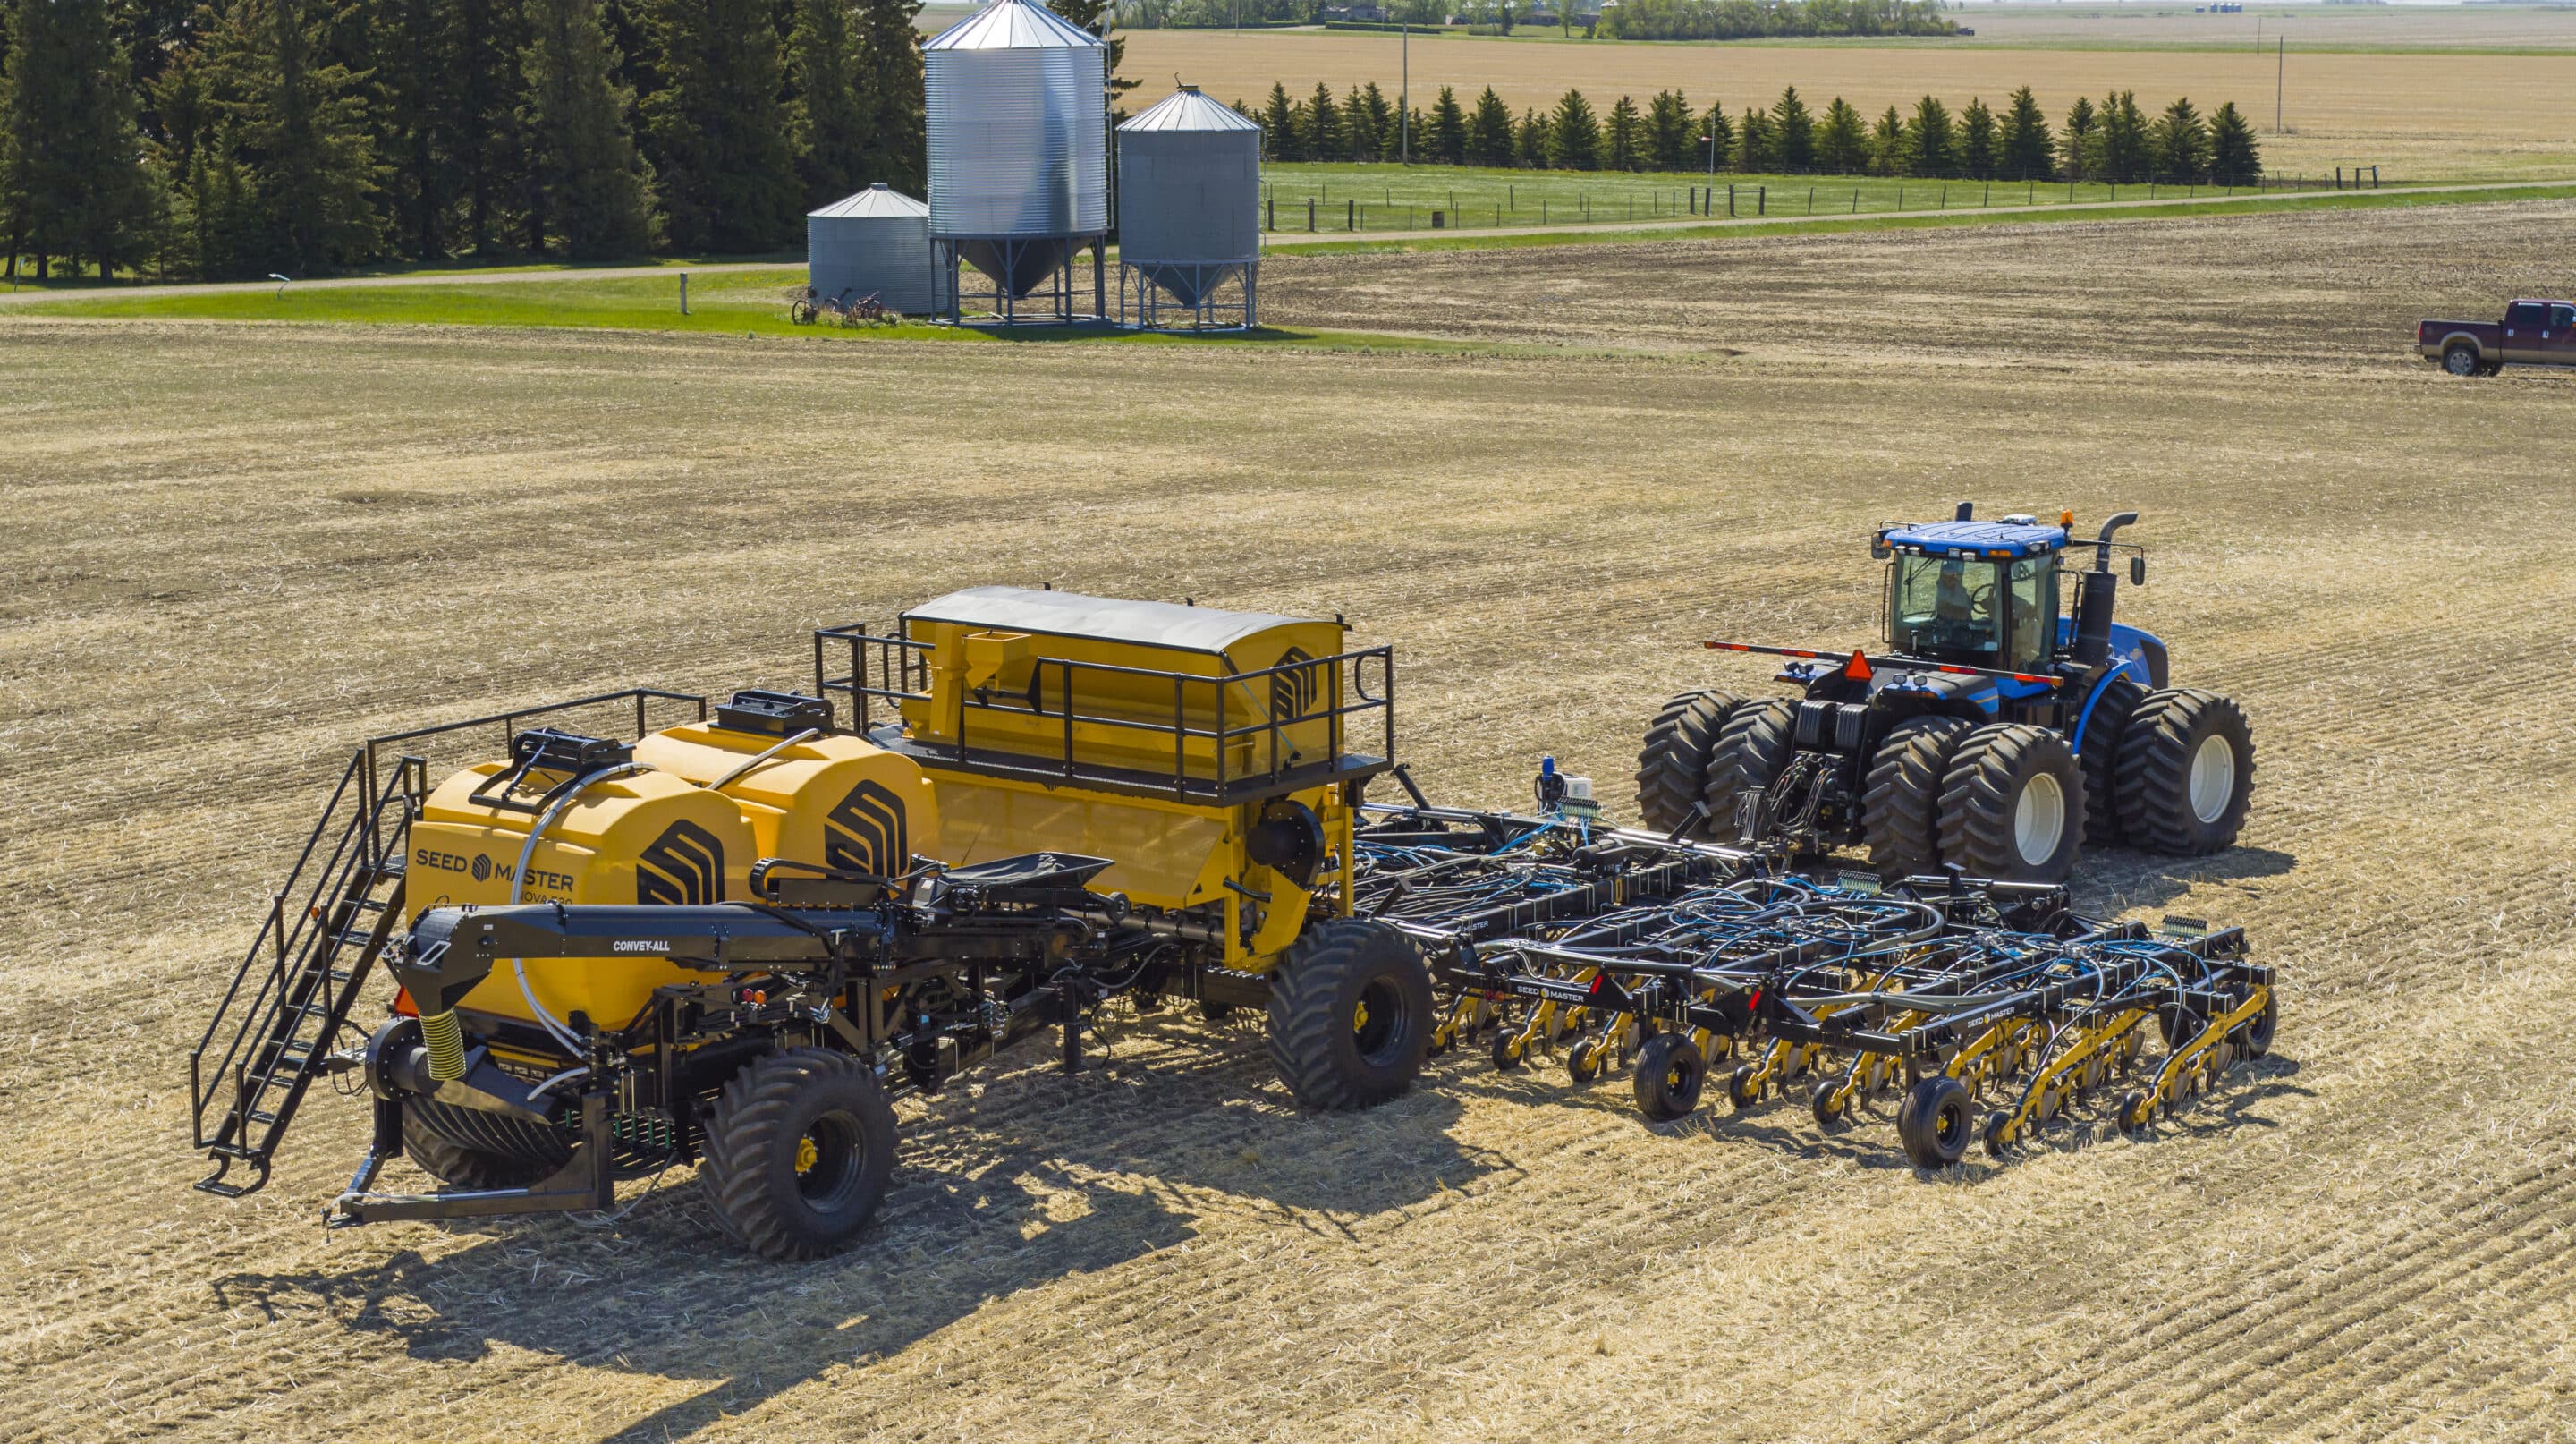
[[1248, 81, 2264, 183], [0, 0, 945, 281], [1116, 0, 1956, 39]]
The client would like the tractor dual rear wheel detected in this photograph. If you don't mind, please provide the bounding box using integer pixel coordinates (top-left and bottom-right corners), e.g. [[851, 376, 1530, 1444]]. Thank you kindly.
[[2078, 673, 2148, 848], [1266, 920, 1436, 1111], [1937, 723, 2087, 882], [1861, 716, 1971, 878], [2114, 689, 2255, 856], [1702, 699, 1798, 845], [704, 1047, 897, 1261], [1636, 691, 1739, 837]]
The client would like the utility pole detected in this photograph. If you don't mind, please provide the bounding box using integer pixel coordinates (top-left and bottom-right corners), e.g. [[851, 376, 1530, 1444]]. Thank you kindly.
[[1401, 21, 1410, 164], [2275, 37, 2285, 133]]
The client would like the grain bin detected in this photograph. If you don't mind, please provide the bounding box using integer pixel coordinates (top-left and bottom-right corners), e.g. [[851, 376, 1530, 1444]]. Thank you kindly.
[[806, 184, 935, 315], [923, 0, 1109, 319], [1116, 86, 1260, 328]]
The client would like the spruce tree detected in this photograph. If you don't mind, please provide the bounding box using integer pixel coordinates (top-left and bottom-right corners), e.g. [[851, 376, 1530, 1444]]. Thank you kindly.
[[852, 0, 923, 193], [1906, 95, 1952, 177], [1601, 95, 1638, 171], [1697, 101, 1731, 170], [1869, 104, 1907, 176], [640, 0, 798, 251], [2088, 90, 2150, 183], [1769, 85, 1813, 171], [363, 0, 450, 259], [0, 0, 161, 277], [1260, 81, 1298, 162], [2207, 100, 2260, 183], [1513, 106, 1545, 167], [1999, 85, 2051, 181], [1732, 106, 1768, 173], [521, 0, 652, 257], [787, 0, 869, 203], [2151, 96, 2207, 182], [1355, 81, 1393, 162], [208, 0, 386, 273], [1958, 97, 1995, 181], [1548, 87, 1597, 170], [1468, 85, 1512, 166], [447, 0, 530, 253], [2058, 95, 2096, 181], [1645, 89, 1690, 171], [1430, 84, 1464, 165], [1305, 81, 1338, 164], [1815, 96, 1868, 174]]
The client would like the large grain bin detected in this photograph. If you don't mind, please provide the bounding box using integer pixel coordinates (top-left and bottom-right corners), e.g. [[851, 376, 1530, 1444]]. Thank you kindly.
[[806, 184, 935, 314], [923, 0, 1108, 307], [1116, 85, 1260, 327]]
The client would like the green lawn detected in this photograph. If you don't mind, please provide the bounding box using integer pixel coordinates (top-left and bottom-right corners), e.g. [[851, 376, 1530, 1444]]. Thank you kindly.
[[1259, 160, 2389, 234]]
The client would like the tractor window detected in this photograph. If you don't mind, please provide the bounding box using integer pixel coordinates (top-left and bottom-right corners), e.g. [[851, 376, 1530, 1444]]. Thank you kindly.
[[1889, 555, 2003, 660], [2006, 556, 2056, 668]]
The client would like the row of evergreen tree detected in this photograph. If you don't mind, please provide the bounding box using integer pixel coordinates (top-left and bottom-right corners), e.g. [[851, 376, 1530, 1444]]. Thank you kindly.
[[1250, 81, 2263, 184], [0, 0, 959, 281]]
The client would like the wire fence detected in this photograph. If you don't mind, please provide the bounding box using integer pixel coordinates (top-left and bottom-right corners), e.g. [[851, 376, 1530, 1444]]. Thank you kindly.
[[1256, 164, 2391, 234]]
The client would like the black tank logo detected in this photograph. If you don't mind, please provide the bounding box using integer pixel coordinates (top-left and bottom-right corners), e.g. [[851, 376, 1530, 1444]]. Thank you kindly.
[[824, 779, 908, 877], [636, 820, 724, 905], [1271, 646, 1318, 723]]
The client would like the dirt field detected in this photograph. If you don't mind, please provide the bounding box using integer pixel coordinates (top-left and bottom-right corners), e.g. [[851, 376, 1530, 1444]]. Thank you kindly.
[[1123, 27, 2576, 179], [5, 196, 2576, 1441]]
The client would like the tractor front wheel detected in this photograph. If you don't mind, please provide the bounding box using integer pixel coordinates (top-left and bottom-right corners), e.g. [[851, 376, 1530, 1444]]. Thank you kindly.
[[704, 1047, 897, 1261], [1266, 920, 1436, 1110], [1937, 724, 2087, 882], [2114, 689, 2255, 855], [1636, 690, 1738, 837]]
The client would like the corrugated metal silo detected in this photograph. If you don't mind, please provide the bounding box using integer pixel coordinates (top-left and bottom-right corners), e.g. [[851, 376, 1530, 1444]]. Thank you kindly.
[[1116, 86, 1260, 326], [923, 0, 1108, 311], [807, 184, 935, 314]]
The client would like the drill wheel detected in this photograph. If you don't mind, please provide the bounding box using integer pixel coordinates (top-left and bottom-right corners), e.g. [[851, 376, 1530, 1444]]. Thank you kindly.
[[1981, 1109, 2012, 1159], [1631, 1032, 1707, 1122], [1492, 1027, 1526, 1072], [1897, 1075, 1974, 1168], [1728, 1064, 1762, 1110], [1810, 1079, 1846, 1131]]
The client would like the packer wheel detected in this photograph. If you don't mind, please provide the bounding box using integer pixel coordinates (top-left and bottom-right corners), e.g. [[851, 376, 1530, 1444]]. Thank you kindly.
[[2120, 1089, 2154, 1135], [1810, 1078, 1845, 1130], [1981, 1109, 2012, 1159], [1491, 1026, 1525, 1072], [2237, 993, 2278, 1058], [1727, 1064, 1762, 1110], [1568, 1041, 1603, 1084]]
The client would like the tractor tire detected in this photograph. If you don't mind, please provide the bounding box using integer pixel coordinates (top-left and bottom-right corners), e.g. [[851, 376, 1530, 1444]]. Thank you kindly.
[[1896, 1075, 1974, 1168], [1861, 716, 1971, 878], [1937, 724, 2087, 882], [2442, 344, 2479, 378], [1265, 919, 1436, 1111], [704, 1047, 897, 1261], [1701, 699, 1797, 845], [2078, 674, 2147, 848], [1636, 690, 1738, 837], [401, 1097, 571, 1190], [2114, 689, 2255, 855]]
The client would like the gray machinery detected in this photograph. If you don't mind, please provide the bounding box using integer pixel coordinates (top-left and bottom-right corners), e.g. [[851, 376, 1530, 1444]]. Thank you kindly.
[[1116, 86, 1261, 330], [923, 0, 1109, 324]]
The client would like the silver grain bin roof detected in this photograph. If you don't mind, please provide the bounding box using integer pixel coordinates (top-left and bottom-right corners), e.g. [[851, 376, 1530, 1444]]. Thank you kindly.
[[807, 183, 935, 314], [1117, 87, 1260, 307], [924, 0, 1108, 242]]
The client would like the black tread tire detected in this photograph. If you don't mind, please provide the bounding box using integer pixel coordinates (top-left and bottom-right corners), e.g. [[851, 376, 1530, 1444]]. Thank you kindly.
[[2114, 688, 2255, 856], [2237, 993, 2279, 1058], [1702, 699, 1798, 845], [704, 1047, 897, 1261], [1265, 919, 1436, 1110], [2078, 674, 2147, 848], [1897, 1075, 1974, 1168], [401, 1097, 570, 1189], [1636, 691, 1738, 837], [1937, 723, 2087, 882], [1862, 716, 1972, 878], [2442, 344, 2479, 377], [1631, 1032, 1706, 1122]]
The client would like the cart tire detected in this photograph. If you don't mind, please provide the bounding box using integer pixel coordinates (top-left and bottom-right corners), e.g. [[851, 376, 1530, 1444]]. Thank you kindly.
[[1862, 715, 1972, 878], [1266, 919, 1435, 1110], [1897, 1075, 1974, 1168], [2114, 688, 2254, 855], [1938, 723, 2087, 882], [1703, 699, 1798, 844], [1637, 691, 1738, 837], [1631, 1032, 1706, 1122], [705, 1047, 896, 1261], [401, 1098, 570, 1190]]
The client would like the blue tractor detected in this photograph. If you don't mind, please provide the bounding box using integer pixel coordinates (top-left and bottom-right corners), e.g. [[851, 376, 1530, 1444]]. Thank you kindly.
[[1637, 505, 2255, 882]]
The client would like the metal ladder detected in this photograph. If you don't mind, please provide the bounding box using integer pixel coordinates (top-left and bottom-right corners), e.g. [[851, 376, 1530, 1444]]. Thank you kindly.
[[191, 752, 423, 1198]]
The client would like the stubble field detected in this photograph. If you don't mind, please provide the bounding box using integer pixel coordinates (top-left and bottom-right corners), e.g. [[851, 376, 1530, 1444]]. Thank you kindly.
[[4, 196, 2574, 1440]]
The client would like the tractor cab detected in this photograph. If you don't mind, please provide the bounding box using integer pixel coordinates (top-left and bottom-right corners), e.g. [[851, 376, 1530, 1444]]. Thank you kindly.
[[1877, 516, 2067, 672]]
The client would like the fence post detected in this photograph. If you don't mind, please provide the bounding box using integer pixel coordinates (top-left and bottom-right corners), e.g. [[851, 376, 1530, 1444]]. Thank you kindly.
[[1758, 184, 1766, 215], [1347, 198, 1355, 229], [1268, 195, 1275, 230], [1851, 188, 1858, 213], [1727, 183, 1735, 217]]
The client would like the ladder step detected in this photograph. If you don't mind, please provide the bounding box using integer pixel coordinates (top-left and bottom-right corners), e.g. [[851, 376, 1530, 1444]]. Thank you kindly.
[[249, 1108, 278, 1125]]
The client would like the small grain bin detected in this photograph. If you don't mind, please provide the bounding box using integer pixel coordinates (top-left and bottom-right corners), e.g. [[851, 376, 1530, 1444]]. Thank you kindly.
[[807, 184, 935, 315], [1115, 86, 1261, 329]]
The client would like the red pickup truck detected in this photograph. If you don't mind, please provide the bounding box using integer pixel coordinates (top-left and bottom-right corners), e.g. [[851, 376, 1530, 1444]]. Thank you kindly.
[[2419, 299, 2576, 377]]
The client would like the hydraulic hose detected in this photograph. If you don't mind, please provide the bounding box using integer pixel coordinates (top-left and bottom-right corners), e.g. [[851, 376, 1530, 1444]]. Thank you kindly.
[[507, 762, 649, 1059]]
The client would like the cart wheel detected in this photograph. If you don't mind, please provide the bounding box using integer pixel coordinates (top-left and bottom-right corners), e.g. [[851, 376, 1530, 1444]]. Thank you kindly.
[[1728, 1063, 1761, 1109], [1896, 1075, 1973, 1168], [1492, 1028, 1524, 1072], [1810, 1078, 1845, 1130], [1981, 1109, 2012, 1159], [1630, 1032, 1706, 1122], [705, 1047, 896, 1261]]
